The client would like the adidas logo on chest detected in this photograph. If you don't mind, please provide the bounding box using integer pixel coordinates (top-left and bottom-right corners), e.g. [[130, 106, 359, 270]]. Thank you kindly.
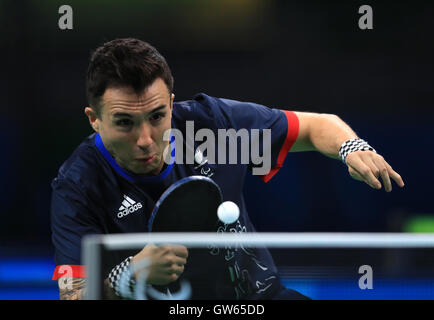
[[117, 195, 143, 219]]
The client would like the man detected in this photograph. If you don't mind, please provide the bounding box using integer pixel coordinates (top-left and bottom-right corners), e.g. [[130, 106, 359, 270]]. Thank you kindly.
[[51, 38, 404, 300]]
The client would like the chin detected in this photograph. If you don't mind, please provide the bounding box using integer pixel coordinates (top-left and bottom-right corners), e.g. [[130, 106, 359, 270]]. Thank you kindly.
[[136, 164, 160, 176]]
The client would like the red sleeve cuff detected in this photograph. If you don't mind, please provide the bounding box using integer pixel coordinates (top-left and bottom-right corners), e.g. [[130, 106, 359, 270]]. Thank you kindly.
[[52, 265, 87, 280], [260, 110, 299, 183]]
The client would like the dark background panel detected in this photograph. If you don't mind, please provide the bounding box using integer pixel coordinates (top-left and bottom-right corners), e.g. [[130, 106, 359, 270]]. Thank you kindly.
[[0, 0, 432, 255]]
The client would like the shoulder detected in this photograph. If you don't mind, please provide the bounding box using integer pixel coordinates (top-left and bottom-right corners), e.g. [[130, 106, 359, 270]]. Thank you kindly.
[[172, 93, 287, 135], [172, 93, 225, 127], [50, 135, 108, 228], [52, 133, 103, 194], [173, 93, 267, 129]]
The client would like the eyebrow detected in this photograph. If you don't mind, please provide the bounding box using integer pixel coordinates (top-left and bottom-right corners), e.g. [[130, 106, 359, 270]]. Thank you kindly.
[[112, 105, 167, 118]]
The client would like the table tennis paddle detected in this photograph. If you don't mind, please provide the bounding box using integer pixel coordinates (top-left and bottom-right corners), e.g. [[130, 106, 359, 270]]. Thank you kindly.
[[148, 175, 223, 232], [143, 176, 224, 299]]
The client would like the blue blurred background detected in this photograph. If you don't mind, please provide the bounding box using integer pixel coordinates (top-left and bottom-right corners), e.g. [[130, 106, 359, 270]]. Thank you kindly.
[[1, 0, 433, 299]]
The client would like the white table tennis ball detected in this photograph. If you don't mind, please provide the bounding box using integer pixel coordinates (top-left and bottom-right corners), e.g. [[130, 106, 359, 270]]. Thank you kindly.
[[194, 150, 203, 164], [217, 201, 240, 224]]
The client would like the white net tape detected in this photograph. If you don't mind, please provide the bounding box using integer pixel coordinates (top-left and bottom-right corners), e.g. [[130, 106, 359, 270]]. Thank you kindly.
[[95, 232, 434, 250], [83, 232, 434, 300]]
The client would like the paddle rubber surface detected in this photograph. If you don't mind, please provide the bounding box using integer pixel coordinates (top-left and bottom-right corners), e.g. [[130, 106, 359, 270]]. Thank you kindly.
[[148, 176, 223, 232]]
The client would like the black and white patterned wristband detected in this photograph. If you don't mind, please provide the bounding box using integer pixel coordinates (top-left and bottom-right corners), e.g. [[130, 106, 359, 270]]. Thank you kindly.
[[339, 138, 376, 165], [108, 256, 135, 296]]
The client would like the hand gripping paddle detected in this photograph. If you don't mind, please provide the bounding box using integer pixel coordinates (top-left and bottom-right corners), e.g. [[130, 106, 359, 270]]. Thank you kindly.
[[148, 176, 223, 232], [145, 176, 224, 299]]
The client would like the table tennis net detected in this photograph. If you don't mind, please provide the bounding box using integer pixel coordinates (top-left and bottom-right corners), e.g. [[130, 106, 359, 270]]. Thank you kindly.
[[82, 232, 434, 300]]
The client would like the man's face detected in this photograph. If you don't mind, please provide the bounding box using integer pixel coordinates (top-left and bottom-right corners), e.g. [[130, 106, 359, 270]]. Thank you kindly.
[[85, 78, 174, 175]]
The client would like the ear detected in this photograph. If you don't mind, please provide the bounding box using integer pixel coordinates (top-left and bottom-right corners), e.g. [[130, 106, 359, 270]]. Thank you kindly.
[[170, 93, 175, 110], [84, 107, 100, 132]]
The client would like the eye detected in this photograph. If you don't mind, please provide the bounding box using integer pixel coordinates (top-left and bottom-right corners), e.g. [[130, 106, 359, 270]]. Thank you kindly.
[[115, 119, 133, 127], [150, 112, 165, 123]]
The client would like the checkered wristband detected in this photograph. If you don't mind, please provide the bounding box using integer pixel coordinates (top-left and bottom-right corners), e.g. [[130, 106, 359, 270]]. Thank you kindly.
[[108, 256, 135, 296], [339, 138, 376, 164]]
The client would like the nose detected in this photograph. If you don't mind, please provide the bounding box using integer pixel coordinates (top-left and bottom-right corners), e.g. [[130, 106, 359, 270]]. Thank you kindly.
[[137, 123, 153, 150]]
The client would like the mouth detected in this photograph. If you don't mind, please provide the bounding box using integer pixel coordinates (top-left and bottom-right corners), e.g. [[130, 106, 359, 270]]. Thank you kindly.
[[136, 155, 157, 165]]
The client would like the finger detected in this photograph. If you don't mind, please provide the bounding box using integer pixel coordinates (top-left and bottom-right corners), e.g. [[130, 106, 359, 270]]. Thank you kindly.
[[384, 162, 405, 187], [168, 273, 180, 283], [169, 263, 184, 276], [348, 166, 364, 182], [161, 255, 187, 268], [170, 245, 189, 259], [160, 264, 184, 280], [158, 244, 188, 259], [371, 157, 392, 192], [363, 156, 389, 191], [347, 155, 381, 189], [151, 271, 179, 285], [352, 166, 380, 189], [145, 243, 157, 249], [362, 156, 390, 192]]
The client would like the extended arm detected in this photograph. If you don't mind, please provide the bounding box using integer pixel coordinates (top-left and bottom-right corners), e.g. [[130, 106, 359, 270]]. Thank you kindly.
[[290, 112, 405, 192]]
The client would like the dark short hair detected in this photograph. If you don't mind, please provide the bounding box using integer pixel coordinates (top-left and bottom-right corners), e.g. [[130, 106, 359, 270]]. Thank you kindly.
[[86, 38, 174, 114]]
